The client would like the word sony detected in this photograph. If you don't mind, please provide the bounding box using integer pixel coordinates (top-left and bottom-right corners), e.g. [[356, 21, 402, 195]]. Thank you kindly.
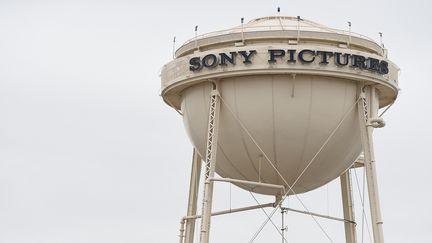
[[189, 49, 389, 75]]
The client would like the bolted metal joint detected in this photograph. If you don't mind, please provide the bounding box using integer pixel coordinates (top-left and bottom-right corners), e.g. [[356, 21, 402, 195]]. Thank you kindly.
[[367, 117, 386, 128]]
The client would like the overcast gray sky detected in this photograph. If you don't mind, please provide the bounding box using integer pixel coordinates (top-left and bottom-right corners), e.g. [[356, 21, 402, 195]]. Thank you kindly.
[[1, 0, 431, 242]]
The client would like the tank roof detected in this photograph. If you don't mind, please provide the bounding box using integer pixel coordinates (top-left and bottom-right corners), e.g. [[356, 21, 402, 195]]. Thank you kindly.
[[197, 16, 374, 41], [175, 16, 382, 57]]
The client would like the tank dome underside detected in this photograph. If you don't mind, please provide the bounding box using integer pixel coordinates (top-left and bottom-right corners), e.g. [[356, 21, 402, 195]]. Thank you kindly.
[[181, 75, 362, 195]]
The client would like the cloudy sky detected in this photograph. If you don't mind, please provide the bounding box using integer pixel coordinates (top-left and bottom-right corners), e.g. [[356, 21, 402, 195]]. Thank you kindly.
[[1, 0, 431, 242]]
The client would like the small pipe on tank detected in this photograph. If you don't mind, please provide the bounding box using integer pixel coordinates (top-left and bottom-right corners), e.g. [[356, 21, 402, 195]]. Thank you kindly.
[[209, 177, 285, 190], [182, 202, 275, 220]]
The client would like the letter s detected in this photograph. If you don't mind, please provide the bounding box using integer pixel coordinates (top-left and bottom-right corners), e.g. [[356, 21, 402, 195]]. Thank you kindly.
[[189, 57, 202, 71], [379, 61, 389, 74]]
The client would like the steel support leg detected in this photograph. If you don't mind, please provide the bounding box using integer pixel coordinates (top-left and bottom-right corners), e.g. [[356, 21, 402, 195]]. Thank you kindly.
[[340, 170, 357, 243], [183, 149, 202, 243], [357, 85, 384, 243], [199, 87, 221, 243]]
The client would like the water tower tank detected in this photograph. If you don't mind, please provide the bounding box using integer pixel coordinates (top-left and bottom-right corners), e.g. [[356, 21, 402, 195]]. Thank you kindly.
[[160, 16, 398, 195]]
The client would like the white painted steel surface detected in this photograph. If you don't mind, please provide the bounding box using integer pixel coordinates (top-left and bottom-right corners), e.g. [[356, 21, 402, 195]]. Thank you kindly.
[[181, 75, 363, 195]]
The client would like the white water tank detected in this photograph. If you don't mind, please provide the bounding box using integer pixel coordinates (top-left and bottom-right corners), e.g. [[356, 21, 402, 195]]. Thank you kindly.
[[160, 16, 399, 195]]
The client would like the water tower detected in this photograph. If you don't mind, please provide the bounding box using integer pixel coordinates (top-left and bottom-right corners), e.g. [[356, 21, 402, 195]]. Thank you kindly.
[[160, 15, 399, 243]]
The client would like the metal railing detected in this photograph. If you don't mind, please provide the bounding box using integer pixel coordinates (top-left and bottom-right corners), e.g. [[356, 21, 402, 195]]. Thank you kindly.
[[180, 23, 376, 47]]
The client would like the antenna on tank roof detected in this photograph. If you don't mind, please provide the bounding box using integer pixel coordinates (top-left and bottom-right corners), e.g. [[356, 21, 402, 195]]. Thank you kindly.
[[241, 17, 245, 44], [347, 21, 352, 48], [379, 32, 383, 47], [194, 25, 198, 50], [379, 32, 387, 57], [297, 16, 301, 42], [172, 36, 176, 59]]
